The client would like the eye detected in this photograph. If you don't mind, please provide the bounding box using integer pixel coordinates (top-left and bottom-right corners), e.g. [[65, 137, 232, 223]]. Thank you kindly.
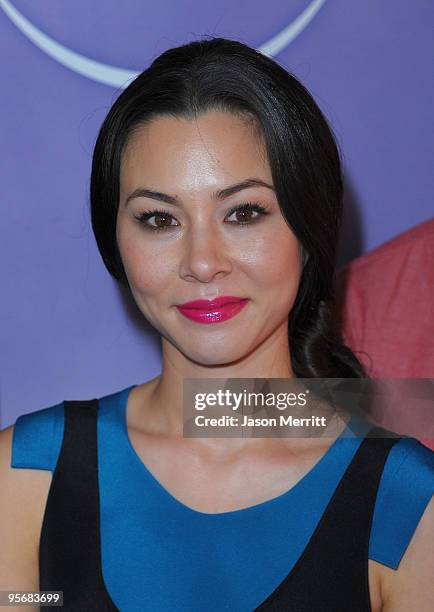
[[134, 202, 269, 232], [134, 209, 179, 232], [225, 202, 269, 226]]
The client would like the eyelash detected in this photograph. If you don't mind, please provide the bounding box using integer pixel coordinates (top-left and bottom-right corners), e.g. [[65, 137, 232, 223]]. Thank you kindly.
[[133, 202, 269, 232]]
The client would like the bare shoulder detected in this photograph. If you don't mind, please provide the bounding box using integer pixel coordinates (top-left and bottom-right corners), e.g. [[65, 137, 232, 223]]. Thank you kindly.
[[379, 494, 434, 611], [0, 424, 52, 603]]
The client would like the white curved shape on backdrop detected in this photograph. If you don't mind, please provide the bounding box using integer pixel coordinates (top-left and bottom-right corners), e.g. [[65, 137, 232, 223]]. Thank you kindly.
[[0, 0, 136, 87], [0, 0, 326, 88], [258, 0, 326, 57]]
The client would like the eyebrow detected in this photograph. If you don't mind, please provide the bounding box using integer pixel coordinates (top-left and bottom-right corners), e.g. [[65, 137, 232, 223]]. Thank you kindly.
[[125, 178, 275, 206]]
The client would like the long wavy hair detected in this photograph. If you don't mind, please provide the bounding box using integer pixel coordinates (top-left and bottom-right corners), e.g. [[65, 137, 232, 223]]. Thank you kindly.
[[90, 36, 365, 379]]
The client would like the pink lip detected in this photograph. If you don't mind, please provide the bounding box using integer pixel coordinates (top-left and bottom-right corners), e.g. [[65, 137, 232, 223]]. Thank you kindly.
[[175, 296, 249, 324]]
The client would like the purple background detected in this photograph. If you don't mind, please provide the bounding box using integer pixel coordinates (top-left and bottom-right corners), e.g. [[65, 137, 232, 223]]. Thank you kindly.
[[1, 0, 433, 427]]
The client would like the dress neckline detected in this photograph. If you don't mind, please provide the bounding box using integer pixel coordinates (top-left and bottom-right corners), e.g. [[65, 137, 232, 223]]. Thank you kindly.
[[117, 383, 365, 518]]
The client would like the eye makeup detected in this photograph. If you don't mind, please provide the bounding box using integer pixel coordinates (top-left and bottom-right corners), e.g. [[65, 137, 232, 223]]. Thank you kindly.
[[133, 201, 270, 232]]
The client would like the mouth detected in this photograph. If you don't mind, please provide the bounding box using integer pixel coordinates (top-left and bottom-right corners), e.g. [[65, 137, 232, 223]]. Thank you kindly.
[[177, 296, 247, 309], [175, 297, 249, 324]]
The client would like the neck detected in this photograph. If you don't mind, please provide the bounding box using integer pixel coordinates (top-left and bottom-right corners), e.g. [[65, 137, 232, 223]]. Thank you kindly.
[[138, 323, 295, 438]]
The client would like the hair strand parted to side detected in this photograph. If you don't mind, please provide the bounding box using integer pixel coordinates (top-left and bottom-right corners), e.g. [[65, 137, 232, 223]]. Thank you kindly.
[[90, 36, 365, 379]]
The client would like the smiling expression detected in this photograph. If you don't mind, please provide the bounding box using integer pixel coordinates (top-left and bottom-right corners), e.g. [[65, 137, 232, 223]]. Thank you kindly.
[[116, 110, 302, 366]]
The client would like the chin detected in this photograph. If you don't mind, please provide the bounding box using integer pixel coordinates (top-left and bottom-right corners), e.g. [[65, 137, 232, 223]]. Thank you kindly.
[[183, 344, 249, 368]]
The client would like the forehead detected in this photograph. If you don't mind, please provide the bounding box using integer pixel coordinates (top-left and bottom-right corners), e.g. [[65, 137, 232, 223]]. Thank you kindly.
[[120, 110, 271, 190]]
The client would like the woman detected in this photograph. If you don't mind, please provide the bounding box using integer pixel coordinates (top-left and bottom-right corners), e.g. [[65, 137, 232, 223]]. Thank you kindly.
[[1, 37, 433, 611]]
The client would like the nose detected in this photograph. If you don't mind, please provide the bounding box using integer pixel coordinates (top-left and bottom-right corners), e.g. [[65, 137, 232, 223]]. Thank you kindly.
[[179, 224, 233, 283]]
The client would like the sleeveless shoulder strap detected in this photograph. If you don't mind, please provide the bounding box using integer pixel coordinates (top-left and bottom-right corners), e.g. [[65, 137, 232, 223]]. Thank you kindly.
[[39, 399, 119, 611], [254, 427, 401, 611]]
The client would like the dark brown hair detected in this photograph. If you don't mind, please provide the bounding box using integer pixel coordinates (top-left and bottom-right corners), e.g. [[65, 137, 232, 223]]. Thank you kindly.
[[90, 36, 365, 378]]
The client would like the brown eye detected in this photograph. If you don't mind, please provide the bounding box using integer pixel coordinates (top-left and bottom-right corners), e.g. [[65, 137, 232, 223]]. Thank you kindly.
[[153, 213, 173, 229], [225, 202, 269, 226], [235, 209, 254, 222], [135, 201, 269, 232], [134, 209, 179, 232]]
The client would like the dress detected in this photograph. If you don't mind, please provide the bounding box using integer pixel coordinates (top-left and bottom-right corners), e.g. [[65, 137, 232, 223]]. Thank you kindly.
[[11, 385, 434, 611]]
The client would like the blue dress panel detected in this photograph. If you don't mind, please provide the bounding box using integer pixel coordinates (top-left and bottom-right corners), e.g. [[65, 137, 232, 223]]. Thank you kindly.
[[10, 385, 434, 611]]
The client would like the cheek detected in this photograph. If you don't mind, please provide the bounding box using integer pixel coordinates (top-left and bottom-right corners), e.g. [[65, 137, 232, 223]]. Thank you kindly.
[[243, 230, 301, 318], [245, 231, 301, 287], [117, 222, 174, 295]]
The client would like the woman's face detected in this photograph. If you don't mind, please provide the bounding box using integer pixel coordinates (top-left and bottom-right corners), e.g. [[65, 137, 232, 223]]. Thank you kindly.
[[117, 110, 301, 366]]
